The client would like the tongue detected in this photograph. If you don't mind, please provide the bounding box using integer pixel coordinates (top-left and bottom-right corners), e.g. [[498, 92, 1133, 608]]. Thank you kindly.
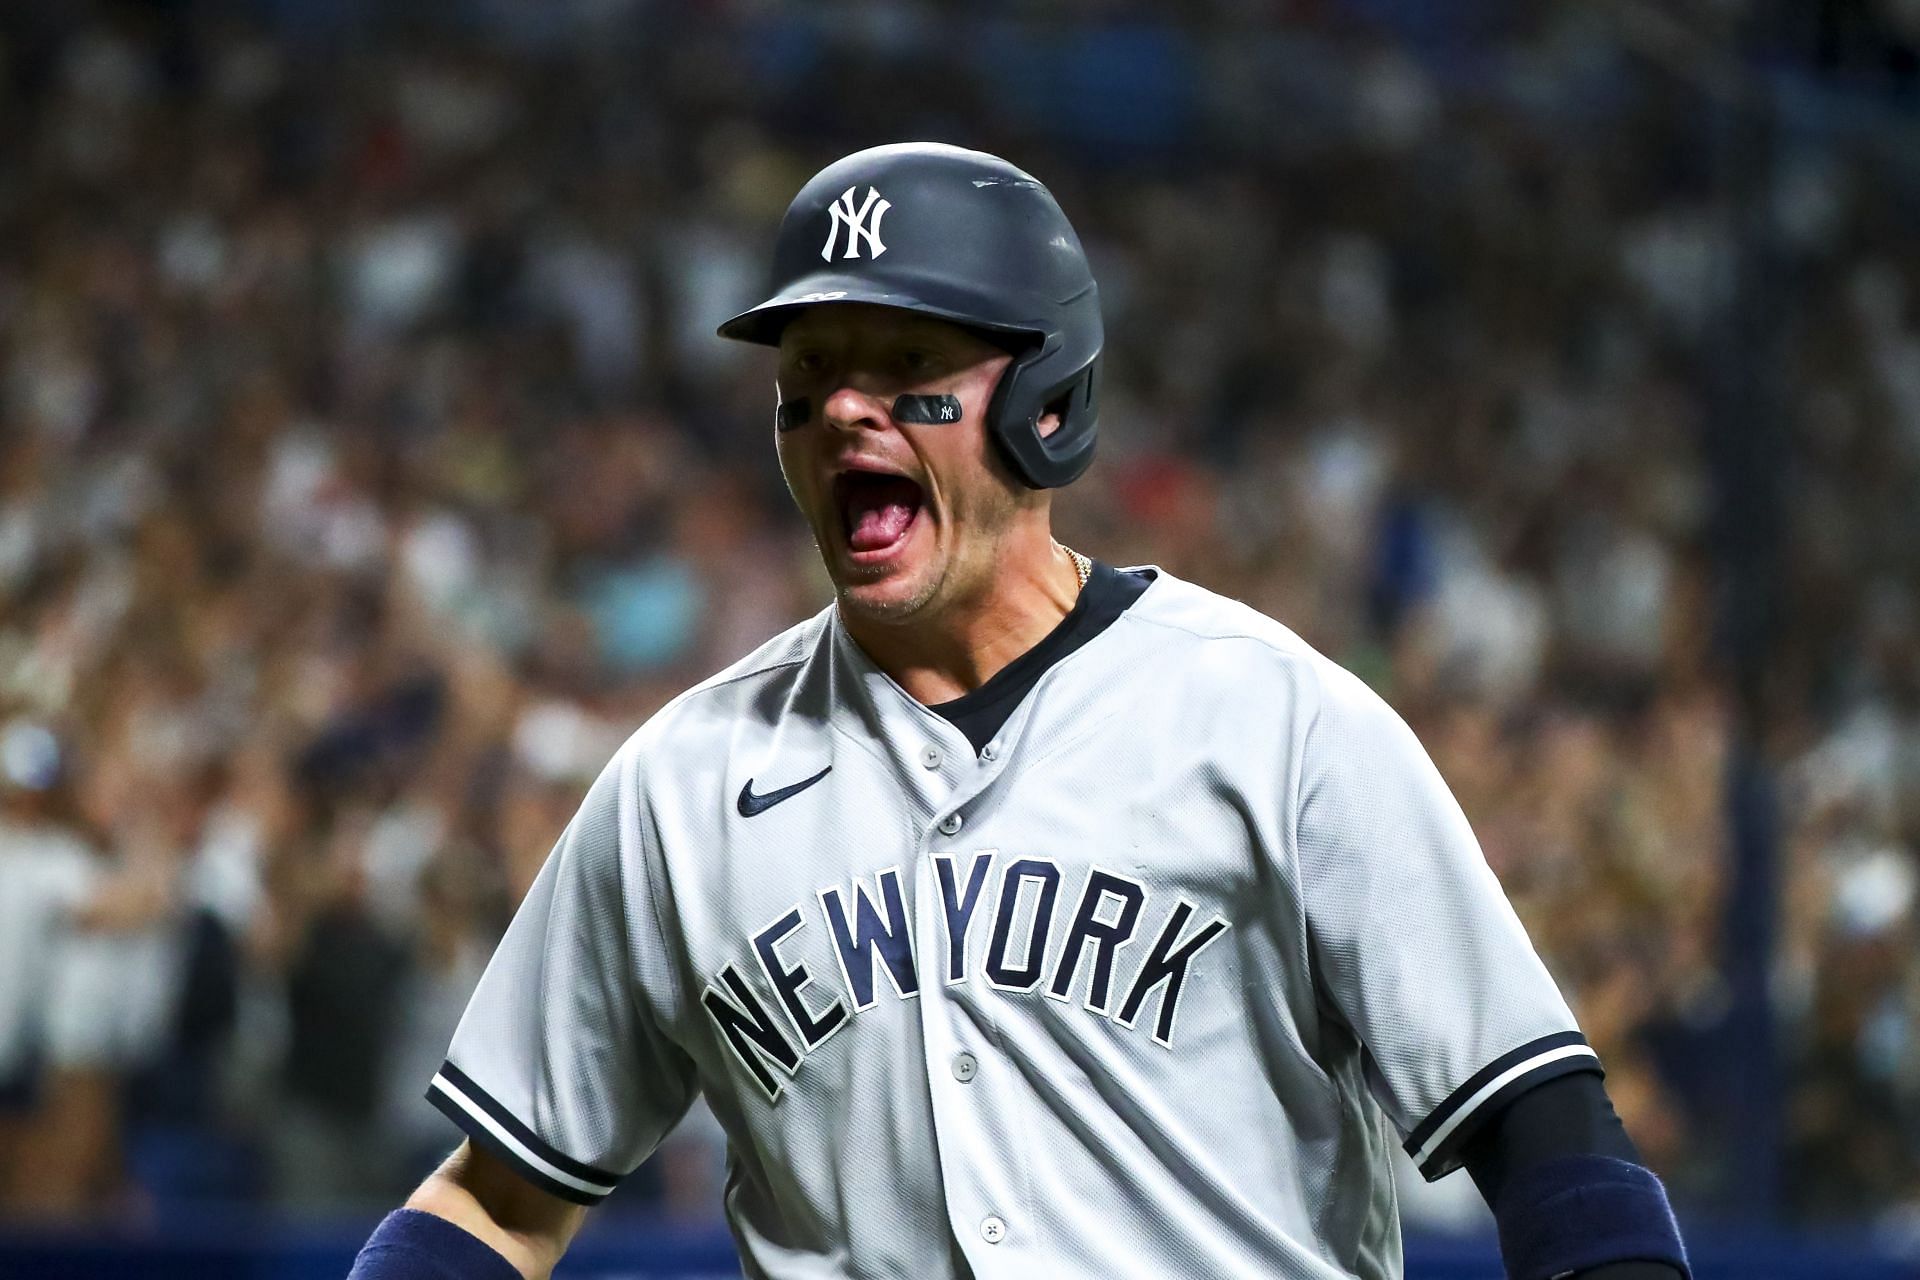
[[846, 477, 920, 552]]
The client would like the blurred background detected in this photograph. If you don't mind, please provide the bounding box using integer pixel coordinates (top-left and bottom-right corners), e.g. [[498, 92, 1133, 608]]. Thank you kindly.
[[0, 0, 1917, 1276]]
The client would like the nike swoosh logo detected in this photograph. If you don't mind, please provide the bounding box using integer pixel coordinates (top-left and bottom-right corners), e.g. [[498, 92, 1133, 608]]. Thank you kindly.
[[737, 766, 833, 817]]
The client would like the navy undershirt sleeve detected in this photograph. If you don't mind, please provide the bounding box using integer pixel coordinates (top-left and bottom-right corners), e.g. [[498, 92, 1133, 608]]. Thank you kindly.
[[1461, 1070, 1640, 1196], [1463, 1073, 1686, 1280]]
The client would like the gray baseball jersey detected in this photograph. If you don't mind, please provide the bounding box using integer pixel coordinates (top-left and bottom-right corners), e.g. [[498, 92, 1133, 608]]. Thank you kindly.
[[428, 566, 1596, 1279]]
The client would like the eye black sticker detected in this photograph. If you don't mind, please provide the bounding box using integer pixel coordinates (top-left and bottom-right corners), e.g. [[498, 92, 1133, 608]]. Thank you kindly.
[[776, 399, 812, 432], [891, 394, 962, 425], [777, 395, 961, 429]]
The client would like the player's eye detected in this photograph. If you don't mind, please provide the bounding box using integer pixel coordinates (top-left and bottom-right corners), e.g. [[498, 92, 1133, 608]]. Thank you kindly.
[[898, 349, 939, 376], [786, 349, 829, 377]]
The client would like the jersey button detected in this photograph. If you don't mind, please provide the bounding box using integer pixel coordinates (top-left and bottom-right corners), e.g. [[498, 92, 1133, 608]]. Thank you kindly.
[[951, 1051, 978, 1082], [938, 812, 963, 835], [980, 1216, 1007, 1245], [920, 745, 943, 770], [980, 743, 998, 761]]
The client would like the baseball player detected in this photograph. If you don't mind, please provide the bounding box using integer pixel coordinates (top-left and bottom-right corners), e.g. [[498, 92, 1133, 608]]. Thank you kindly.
[[350, 144, 1690, 1280]]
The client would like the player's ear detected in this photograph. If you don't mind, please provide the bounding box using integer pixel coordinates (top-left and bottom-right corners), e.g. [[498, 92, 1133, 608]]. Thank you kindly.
[[1036, 409, 1063, 439]]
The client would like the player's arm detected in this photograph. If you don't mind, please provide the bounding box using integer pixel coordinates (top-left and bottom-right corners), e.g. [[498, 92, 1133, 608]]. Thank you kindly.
[[1461, 1073, 1684, 1280], [352, 746, 698, 1278], [1291, 662, 1689, 1279], [351, 1141, 585, 1280]]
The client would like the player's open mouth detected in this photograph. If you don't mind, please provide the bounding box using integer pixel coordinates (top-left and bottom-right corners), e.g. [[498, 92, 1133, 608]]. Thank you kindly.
[[833, 469, 925, 566]]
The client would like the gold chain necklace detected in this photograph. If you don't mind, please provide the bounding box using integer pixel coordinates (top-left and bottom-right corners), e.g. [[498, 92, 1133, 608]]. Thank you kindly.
[[1055, 542, 1091, 591]]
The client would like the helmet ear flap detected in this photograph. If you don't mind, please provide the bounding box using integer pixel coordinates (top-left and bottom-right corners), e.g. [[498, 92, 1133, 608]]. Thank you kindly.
[[987, 348, 1101, 490]]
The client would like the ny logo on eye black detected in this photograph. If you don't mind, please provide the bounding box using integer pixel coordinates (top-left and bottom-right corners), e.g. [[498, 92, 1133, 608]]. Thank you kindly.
[[737, 766, 833, 817]]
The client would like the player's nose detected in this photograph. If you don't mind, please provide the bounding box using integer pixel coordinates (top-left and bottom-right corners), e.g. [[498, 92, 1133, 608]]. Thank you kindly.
[[820, 383, 893, 434]]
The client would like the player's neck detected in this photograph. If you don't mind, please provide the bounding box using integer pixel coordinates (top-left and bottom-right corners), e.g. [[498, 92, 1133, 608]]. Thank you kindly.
[[842, 534, 1081, 706]]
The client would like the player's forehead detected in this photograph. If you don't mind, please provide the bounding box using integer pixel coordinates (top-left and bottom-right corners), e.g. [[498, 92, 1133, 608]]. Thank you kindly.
[[778, 304, 997, 356]]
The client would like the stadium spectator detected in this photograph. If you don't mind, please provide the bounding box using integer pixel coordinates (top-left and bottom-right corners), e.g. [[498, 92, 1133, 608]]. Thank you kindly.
[[0, 720, 177, 1214]]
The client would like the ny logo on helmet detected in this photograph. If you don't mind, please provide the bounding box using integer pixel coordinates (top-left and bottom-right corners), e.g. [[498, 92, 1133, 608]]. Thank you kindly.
[[822, 187, 891, 262]]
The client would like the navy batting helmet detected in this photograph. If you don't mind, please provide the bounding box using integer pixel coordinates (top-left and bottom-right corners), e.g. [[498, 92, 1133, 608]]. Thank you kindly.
[[717, 142, 1103, 490]]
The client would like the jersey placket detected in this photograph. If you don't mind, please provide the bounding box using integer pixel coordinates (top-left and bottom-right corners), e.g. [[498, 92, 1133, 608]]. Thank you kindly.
[[836, 616, 1051, 1274], [912, 721, 1051, 1276]]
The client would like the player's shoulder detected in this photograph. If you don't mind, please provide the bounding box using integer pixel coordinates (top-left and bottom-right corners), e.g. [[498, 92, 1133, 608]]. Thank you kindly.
[[1117, 566, 1409, 753], [1122, 568, 1370, 696], [1121, 568, 1417, 765]]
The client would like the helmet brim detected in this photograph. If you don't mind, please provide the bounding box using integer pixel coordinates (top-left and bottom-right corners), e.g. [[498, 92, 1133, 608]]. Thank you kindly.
[[715, 271, 1051, 347]]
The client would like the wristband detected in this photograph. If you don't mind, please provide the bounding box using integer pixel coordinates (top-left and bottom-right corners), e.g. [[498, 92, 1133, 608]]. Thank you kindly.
[[1495, 1156, 1690, 1280], [347, 1208, 523, 1280]]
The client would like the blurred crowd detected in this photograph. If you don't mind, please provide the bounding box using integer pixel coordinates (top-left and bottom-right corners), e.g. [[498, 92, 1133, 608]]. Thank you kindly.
[[1, 0, 1918, 1235]]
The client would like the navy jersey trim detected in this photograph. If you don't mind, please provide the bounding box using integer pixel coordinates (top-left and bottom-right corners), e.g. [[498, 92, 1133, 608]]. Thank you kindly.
[[1404, 1031, 1602, 1180], [426, 1059, 622, 1205], [931, 561, 1154, 754]]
